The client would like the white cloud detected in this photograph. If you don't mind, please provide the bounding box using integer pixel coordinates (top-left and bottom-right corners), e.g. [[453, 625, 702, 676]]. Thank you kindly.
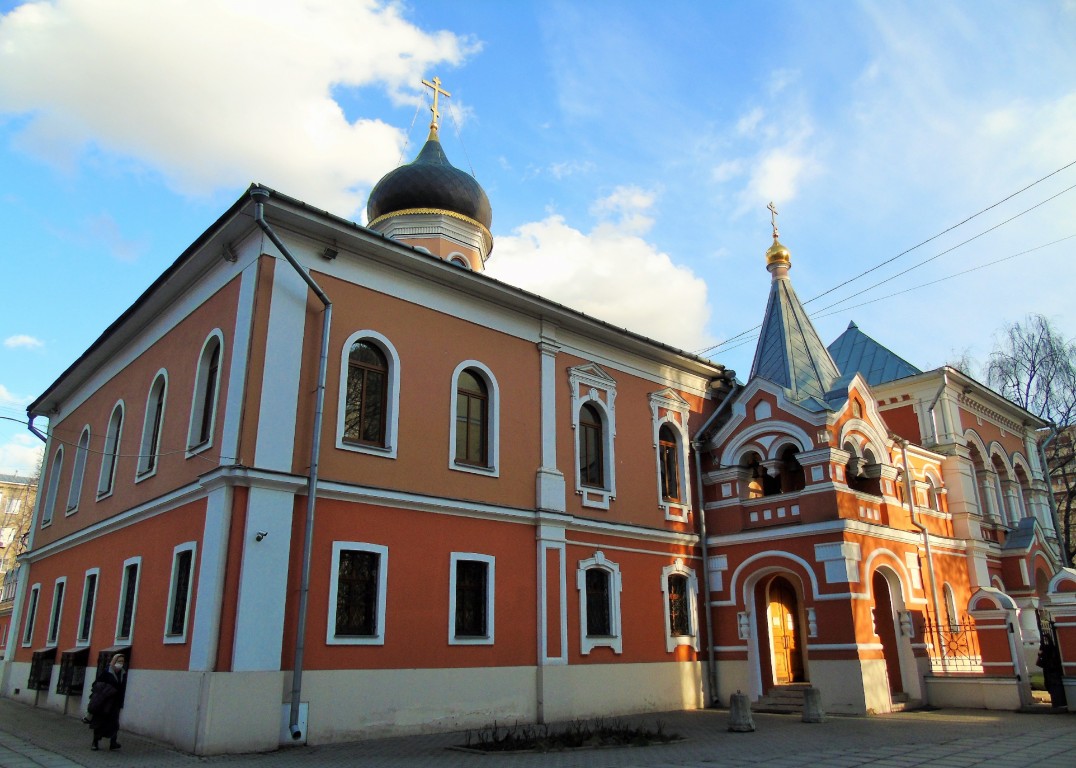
[[486, 214, 712, 352], [0, 384, 29, 407], [744, 147, 818, 211], [3, 335, 43, 349], [589, 185, 657, 235], [548, 159, 596, 180], [736, 108, 764, 136], [0, 432, 44, 477], [0, 0, 479, 217]]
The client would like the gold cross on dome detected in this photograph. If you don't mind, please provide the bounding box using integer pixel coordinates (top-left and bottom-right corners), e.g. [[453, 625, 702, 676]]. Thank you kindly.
[[421, 76, 451, 131], [767, 201, 780, 239]]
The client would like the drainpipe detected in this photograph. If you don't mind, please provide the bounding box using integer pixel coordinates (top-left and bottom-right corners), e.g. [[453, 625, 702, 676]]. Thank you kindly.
[[26, 414, 48, 443], [250, 187, 332, 741], [692, 381, 740, 707], [1038, 426, 1068, 565], [896, 436, 946, 672]]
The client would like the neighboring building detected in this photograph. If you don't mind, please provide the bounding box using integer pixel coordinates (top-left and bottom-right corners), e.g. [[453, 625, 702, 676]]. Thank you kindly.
[[2, 90, 1071, 754], [1042, 424, 1075, 566], [0, 473, 37, 660]]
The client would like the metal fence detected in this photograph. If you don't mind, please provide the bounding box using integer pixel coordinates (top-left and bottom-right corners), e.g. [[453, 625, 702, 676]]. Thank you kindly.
[[922, 613, 983, 673]]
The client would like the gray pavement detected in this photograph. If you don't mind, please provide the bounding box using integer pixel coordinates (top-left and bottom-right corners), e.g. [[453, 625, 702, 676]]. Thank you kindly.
[[0, 697, 1072, 768]]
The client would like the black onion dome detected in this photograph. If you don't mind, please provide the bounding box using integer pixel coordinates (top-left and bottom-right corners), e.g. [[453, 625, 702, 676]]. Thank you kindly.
[[366, 136, 492, 230]]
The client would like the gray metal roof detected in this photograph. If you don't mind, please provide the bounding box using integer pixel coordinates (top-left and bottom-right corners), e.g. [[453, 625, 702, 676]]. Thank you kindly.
[[750, 276, 842, 408], [827, 321, 921, 386]]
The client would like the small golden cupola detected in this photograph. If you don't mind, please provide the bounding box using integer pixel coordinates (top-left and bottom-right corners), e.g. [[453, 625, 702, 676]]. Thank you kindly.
[[764, 200, 791, 277], [365, 76, 493, 271]]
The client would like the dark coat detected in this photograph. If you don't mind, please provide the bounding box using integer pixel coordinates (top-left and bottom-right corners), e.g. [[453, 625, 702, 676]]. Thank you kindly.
[[87, 669, 126, 739]]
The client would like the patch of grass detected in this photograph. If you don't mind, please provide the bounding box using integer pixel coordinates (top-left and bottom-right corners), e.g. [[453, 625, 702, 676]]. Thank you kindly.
[[458, 718, 680, 753]]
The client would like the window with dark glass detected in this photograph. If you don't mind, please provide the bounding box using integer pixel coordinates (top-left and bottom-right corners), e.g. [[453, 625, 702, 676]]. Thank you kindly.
[[117, 562, 138, 640], [67, 428, 90, 512], [167, 550, 193, 637], [455, 370, 488, 466], [343, 342, 388, 446], [98, 405, 123, 496], [668, 574, 690, 636], [454, 559, 489, 637], [191, 340, 221, 448], [41, 447, 63, 525], [78, 573, 97, 643], [21, 586, 39, 645], [579, 403, 604, 488], [585, 568, 611, 636], [138, 375, 167, 475], [47, 581, 64, 645], [335, 549, 380, 636], [659, 424, 681, 502]]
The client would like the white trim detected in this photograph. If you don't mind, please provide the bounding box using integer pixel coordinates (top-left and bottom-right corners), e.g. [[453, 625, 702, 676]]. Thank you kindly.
[[66, 426, 91, 515], [537, 534, 568, 664], [448, 552, 495, 645], [336, 330, 401, 459], [21, 583, 40, 647], [46, 576, 66, 647], [97, 401, 125, 499], [136, 369, 169, 480], [448, 360, 500, 476], [76, 568, 99, 646], [576, 551, 623, 654], [115, 555, 142, 644], [40, 445, 63, 527], [186, 330, 224, 456], [661, 559, 699, 652], [327, 541, 388, 645], [570, 364, 617, 509], [221, 263, 257, 464], [164, 541, 197, 644]]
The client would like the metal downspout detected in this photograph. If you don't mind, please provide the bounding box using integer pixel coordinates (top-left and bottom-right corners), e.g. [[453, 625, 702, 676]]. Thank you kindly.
[[898, 437, 946, 672], [692, 382, 740, 706], [1038, 427, 1067, 565], [926, 373, 948, 446], [250, 187, 332, 741]]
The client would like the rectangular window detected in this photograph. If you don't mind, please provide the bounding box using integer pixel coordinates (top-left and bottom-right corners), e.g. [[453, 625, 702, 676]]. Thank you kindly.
[[77, 570, 98, 644], [21, 583, 40, 646], [116, 558, 140, 642], [668, 574, 691, 636], [585, 568, 611, 636], [449, 553, 495, 644], [46, 578, 66, 646], [165, 544, 196, 641], [327, 542, 388, 645]]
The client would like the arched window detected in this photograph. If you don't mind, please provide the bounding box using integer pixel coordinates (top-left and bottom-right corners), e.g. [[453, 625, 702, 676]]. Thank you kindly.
[[137, 372, 168, 477], [742, 451, 765, 499], [926, 476, 942, 512], [579, 403, 604, 488], [943, 583, 959, 631], [779, 445, 805, 493], [66, 426, 90, 513], [658, 424, 681, 503], [188, 333, 222, 451], [455, 369, 488, 466], [343, 341, 388, 446], [41, 446, 63, 526], [98, 402, 124, 497], [576, 551, 623, 654], [661, 559, 701, 652]]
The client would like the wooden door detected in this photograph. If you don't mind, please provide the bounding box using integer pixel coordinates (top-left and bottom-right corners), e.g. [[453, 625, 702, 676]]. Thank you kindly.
[[768, 577, 804, 684]]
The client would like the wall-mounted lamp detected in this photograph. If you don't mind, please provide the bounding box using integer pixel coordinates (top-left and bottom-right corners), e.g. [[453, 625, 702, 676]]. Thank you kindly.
[[255, 530, 269, 542], [222, 243, 239, 263], [321, 246, 338, 260]]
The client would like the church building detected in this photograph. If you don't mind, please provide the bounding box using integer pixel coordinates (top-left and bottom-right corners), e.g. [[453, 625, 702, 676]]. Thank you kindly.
[[2, 79, 1073, 754]]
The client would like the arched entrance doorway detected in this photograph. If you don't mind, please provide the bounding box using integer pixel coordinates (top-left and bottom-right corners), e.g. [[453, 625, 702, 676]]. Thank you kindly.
[[766, 576, 806, 684], [872, 570, 903, 696]]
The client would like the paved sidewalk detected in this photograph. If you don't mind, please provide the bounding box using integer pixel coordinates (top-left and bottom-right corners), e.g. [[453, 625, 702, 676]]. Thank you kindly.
[[0, 697, 1072, 768]]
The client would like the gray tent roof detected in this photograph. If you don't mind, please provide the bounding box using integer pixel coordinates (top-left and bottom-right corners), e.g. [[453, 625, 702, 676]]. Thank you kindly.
[[828, 321, 921, 386]]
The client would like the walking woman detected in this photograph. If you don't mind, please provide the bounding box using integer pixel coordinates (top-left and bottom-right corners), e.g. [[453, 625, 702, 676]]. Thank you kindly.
[[87, 653, 127, 750]]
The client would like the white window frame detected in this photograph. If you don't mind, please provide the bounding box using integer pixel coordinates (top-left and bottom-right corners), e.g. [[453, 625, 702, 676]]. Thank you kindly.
[[77, 568, 99, 646], [46, 576, 66, 647], [448, 552, 495, 645], [136, 370, 169, 480], [576, 551, 623, 654], [569, 364, 617, 509], [187, 330, 224, 455], [661, 560, 700, 652], [41, 445, 64, 527], [335, 330, 401, 459], [327, 541, 388, 646], [164, 541, 197, 644], [66, 426, 91, 514], [97, 401, 125, 499], [649, 388, 692, 521], [448, 361, 500, 476], [115, 556, 141, 643], [21, 583, 40, 647]]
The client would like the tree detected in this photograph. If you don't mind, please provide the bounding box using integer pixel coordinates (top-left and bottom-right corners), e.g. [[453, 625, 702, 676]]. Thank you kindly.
[[986, 314, 1076, 565]]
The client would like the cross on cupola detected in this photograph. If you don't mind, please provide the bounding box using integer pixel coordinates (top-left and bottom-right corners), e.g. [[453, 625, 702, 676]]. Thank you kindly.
[[421, 75, 451, 136], [767, 201, 780, 240]]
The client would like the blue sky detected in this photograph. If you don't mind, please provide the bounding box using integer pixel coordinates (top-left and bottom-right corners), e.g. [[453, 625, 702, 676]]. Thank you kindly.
[[2, 0, 1075, 475]]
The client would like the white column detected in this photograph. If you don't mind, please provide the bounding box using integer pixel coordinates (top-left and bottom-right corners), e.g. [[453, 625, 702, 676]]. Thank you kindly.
[[535, 327, 565, 513]]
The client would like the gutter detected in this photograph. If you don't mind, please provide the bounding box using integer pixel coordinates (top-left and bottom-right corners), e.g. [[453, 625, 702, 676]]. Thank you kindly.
[[251, 187, 332, 742], [691, 380, 740, 706], [926, 373, 948, 446]]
